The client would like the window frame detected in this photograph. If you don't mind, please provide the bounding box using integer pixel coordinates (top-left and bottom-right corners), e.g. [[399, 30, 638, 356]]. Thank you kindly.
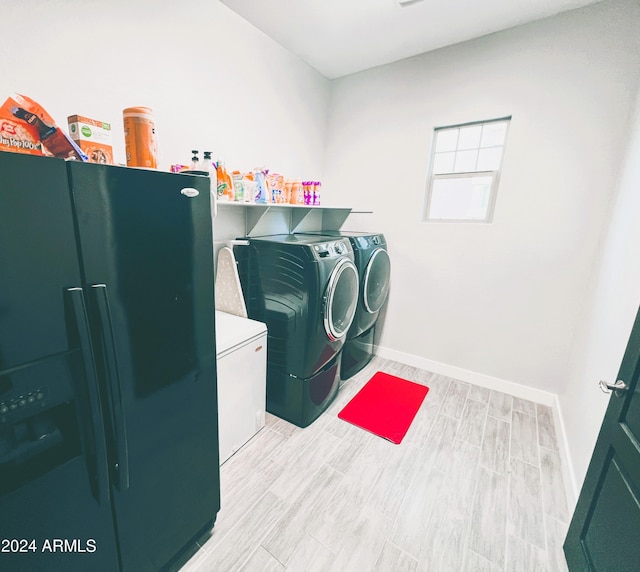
[[423, 116, 511, 224]]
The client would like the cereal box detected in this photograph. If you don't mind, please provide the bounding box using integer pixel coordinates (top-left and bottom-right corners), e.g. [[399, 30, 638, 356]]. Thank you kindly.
[[68, 114, 114, 164]]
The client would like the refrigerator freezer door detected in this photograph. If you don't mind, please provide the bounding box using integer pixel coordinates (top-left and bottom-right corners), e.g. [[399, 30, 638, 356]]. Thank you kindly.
[[67, 163, 220, 572], [0, 153, 81, 370], [0, 153, 119, 572]]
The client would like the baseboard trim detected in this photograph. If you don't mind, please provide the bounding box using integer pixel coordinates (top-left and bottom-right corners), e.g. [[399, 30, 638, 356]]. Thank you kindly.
[[551, 394, 580, 508], [376, 345, 579, 507], [376, 346, 556, 405]]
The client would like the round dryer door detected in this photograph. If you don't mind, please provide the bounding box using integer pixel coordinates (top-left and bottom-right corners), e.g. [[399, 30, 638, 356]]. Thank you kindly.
[[323, 258, 359, 341], [363, 248, 391, 314]]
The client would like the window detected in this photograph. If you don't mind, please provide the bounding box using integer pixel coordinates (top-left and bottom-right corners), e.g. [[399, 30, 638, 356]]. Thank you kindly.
[[423, 117, 511, 222]]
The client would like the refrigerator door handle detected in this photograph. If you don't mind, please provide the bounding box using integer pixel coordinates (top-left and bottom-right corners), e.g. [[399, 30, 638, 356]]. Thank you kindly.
[[66, 287, 111, 506], [91, 283, 130, 491]]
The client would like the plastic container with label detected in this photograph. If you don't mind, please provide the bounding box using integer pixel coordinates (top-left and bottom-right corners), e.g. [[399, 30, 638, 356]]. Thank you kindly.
[[123, 106, 158, 168]]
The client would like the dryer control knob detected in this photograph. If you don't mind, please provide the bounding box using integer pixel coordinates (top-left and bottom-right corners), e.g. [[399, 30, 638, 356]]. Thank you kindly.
[[334, 242, 344, 255]]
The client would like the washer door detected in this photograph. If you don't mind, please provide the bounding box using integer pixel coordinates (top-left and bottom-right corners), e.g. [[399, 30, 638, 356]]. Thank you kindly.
[[363, 248, 391, 314], [323, 258, 359, 341]]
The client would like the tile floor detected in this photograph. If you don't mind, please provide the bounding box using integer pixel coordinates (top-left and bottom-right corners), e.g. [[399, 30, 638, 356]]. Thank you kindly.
[[178, 357, 570, 571]]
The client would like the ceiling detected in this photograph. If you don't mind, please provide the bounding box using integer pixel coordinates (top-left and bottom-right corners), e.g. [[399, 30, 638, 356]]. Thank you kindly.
[[220, 0, 604, 79]]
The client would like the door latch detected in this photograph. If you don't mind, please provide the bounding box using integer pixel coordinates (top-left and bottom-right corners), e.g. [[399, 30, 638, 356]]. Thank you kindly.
[[599, 379, 628, 397]]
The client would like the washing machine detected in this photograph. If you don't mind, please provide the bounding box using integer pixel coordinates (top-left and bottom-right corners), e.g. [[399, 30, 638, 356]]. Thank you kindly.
[[234, 234, 359, 427], [297, 231, 391, 379]]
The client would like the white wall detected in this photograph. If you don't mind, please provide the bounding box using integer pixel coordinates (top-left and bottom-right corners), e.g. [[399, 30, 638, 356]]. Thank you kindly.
[[5, 0, 640, 499], [560, 88, 640, 496], [0, 0, 329, 179], [323, 0, 640, 399]]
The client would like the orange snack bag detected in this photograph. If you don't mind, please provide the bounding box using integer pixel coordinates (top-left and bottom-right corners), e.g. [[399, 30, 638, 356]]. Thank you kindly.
[[0, 93, 87, 160], [0, 95, 45, 155]]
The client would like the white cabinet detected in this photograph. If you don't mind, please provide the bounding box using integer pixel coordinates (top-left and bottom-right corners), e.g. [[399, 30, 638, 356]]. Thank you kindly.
[[215, 311, 267, 464]]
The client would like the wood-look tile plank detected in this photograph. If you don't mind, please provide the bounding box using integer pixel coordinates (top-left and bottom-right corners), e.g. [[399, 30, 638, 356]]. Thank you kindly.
[[468, 384, 491, 404], [363, 357, 387, 378], [213, 457, 287, 547], [303, 474, 364, 553], [198, 492, 288, 571], [263, 464, 344, 565], [267, 414, 301, 438], [412, 368, 436, 388], [463, 549, 502, 571], [380, 359, 407, 376], [268, 417, 333, 468], [391, 466, 446, 558], [488, 391, 513, 421], [416, 373, 452, 407], [269, 430, 342, 502], [506, 534, 548, 572], [177, 543, 216, 572], [416, 498, 468, 571], [511, 410, 539, 467], [539, 447, 569, 523], [328, 504, 391, 572], [440, 380, 471, 419], [401, 365, 420, 380], [324, 416, 352, 439], [221, 428, 286, 488], [513, 397, 537, 417], [480, 416, 510, 475], [429, 415, 464, 474], [469, 466, 508, 568], [346, 434, 394, 488], [324, 378, 368, 416], [373, 541, 418, 572], [283, 533, 335, 572], [326, 424, 373, 474], [536, 404, 559, 452], [366, 442, 422, 520], [403, 399, 442, 450], [384, 362, 419, 380], [544, 515, 570, 572], [439, 438, 481, 517], [305, 470, 375, 554], [456, 399, 488, 447], [239, 546, 285, 572], [306, 436, 390, 552], [508, 458, 545, 549]]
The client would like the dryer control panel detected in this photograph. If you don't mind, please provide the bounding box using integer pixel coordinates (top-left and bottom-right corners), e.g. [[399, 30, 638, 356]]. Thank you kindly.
[[312, 239, 352, 260], [355, 234, 385, 249]]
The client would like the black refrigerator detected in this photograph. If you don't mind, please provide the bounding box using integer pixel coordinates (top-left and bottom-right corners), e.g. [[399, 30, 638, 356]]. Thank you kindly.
[[0, 152, 220, 572]]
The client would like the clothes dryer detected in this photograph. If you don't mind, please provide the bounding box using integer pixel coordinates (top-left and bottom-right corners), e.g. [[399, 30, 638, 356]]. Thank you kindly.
[[234, 234, 359, 427], [297, 231, 390, 379]]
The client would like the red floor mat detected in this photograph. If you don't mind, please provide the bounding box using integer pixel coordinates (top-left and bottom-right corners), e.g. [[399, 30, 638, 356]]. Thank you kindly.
[[338, 371, 429, 444]]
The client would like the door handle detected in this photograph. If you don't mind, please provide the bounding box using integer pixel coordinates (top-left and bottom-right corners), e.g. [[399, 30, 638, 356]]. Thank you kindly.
[[599, 379, 628, 396], [91, 284, 130, 492], [66, 287, 110, 506]]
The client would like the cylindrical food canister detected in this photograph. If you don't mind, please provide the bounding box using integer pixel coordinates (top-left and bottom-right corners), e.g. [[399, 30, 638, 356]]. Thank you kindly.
[[123, 106, 158, 168]]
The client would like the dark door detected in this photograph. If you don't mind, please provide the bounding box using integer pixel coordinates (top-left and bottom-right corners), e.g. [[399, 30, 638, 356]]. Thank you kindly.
[[67, 162, 219, 572], [564, 305, 640, 570], [0, 153, 119, 572]]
